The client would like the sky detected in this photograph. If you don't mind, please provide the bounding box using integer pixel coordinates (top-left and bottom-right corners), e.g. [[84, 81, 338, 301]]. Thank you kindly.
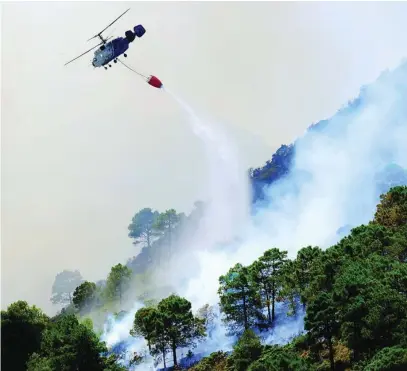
[[2, 1, 407, 314]]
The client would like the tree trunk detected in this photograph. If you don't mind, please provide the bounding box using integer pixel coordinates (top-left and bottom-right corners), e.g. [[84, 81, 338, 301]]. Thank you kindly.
[[352, 324, 360, 362], [162, 347, 166, 369], [271, 288, 276, 322], [242, 290, 248, 330], [266, 294, 272, 325], [172, 339, 177, 366], [147, 338, 151, 352], [327, 336, 335, 371]]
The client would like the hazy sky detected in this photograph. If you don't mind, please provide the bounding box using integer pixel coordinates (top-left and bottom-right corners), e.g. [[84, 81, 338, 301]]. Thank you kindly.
[[2, 1, 407, 314]]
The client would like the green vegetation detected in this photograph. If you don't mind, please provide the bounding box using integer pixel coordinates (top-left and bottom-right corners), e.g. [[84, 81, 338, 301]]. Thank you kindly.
[[104, 264, 132, 305], [190, 186, 407, 371], [1, 301, 50, 371], [1, 302, 126, 371], [128, 207, 160, 248], [2, 186, 406, 370], [218, 264, 264, 333], [73, 281, 97, 313], [130, 294, 206, 368]]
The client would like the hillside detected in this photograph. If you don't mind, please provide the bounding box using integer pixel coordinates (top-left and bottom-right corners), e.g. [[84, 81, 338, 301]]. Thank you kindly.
[[185, 185, 407, 371], [2, 186, 406, 371], [250, 60, 407, 204], [2, 59, 407, 371], [126, 60, 407, 278]]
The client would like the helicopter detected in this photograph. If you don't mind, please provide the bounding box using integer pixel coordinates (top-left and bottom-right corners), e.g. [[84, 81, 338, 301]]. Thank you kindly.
[[65, 8, 146, 69]]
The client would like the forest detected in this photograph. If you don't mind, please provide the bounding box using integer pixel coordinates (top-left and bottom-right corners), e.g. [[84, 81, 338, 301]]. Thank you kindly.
[[2, 185, 407, 371]]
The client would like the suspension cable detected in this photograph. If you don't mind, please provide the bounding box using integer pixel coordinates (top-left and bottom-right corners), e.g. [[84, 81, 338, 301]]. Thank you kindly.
[[117, 59, 148, 79]]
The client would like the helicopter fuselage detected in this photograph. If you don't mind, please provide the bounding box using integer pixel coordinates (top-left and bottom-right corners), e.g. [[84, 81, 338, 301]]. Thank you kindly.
[[92, 37, 130, 67]]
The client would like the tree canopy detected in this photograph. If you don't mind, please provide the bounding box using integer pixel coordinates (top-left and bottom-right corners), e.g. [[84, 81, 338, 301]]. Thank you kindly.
[[132, 294, 206, 367], [1, 301, 50, 371], [4, 186, 407, 371], [72, 281, 97, 313], [128, 208, 160, 248], [104, 264, 132, 305]]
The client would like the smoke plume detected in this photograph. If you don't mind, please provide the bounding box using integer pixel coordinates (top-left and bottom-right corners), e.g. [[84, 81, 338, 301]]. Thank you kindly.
[[103, 61, 407, 368]]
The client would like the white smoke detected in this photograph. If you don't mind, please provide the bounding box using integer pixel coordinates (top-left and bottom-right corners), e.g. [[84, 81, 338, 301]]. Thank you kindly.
[[254, 63, 407, 252], [163, 61, 407, 352], [166, 89, 251, 247], [100, 303, 155, 370], [102, 61, 407, 368], [102, 304, 142, 348]]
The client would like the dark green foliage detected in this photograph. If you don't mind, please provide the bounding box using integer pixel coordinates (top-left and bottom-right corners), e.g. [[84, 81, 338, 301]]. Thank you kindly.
[[336, 223, 407, 262], [148, 314, 171, 369], [248, 345, 313, 371], [280, 247, 322, 316], [26, 354, 53, 371], [304, 292, 339, 371], [292, 246, 322, 308], [157, 294, 206, 366], [332, 256, 407, 360], [131, 306, 159, 351], [364, 346, 407, 371], [306, 247, 344, 296], [132, 294, 205, 367], [103, 355, 129, 371], [26, 314, 124, 371], [189, 351, 229, 371], [51, 270, 84, 306], [229, 329, 262, 371], [218, 264, 264, 333], [296, 187, 407, 370], [104, 263, 132, 305], [1, 301, 50, 371], [72, 281, 97, 312], [249, 248, 288, 324]]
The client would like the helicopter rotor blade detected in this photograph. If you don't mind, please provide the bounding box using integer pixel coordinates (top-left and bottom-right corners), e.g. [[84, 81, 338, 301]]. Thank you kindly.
[[87, 8, 130, 41], [105, 27, 117, 41], [64, 41, 103, 66]]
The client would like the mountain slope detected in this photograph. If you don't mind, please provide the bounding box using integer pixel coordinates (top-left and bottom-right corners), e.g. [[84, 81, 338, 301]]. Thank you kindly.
[[250, 61, 407, 204]]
